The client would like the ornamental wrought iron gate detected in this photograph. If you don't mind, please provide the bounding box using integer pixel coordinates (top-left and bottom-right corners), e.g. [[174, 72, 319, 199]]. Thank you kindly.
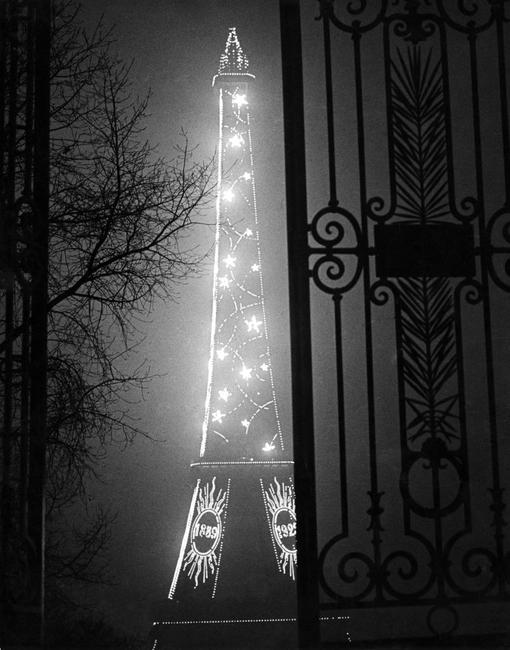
[[281, 0, 510, 646]]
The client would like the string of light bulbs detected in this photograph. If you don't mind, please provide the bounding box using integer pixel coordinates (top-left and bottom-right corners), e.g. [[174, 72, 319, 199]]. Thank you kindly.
[[199, 82, 284, 458]]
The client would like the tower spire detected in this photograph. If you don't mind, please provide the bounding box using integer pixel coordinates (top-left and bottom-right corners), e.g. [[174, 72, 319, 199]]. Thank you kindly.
[[218, 27, 249, 74], [212, 26, 255, 88]]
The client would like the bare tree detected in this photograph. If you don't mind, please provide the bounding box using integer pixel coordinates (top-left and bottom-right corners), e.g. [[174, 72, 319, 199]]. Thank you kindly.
[[2, 0, 214, 630], [45, 0, 214, 599]]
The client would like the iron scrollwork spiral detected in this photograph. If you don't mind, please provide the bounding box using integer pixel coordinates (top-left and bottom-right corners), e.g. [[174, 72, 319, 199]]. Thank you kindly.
[[320, 518, 437, 604], [309, 206, 363, 294], [436, 0, 497, 34], [392, 6, 437, 44], [486, 207, 510, 293], [370, 278, 398, 306], [445, 539, 499, 598], [366, 195, 395, 225], [319, 0, 389, 34]]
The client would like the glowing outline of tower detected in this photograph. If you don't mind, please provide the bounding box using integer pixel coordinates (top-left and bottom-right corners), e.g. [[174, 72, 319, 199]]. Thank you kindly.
[[151, 27, 297, 649]]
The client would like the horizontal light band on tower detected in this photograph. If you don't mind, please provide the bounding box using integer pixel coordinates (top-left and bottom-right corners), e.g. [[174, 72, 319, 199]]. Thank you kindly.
[[153, 615, 350, 625], [190, 460, 294, 468], [212, 72, 256, 87]]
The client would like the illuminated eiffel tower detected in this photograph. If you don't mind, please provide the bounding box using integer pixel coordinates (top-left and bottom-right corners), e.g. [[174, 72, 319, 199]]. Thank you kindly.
[[151, 28, 296, 650]]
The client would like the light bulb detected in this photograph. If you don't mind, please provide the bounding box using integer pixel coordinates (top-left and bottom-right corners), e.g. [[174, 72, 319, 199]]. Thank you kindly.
[[218, 388, 231, 402], [232, 93, 247, 108], [212, 410, 225, 423], [223, 254, 236, 268], [217, 348, 228, 360], [240, 365, 252, 381], [228, 134, 244, 148], [245, 315, 262, 333]]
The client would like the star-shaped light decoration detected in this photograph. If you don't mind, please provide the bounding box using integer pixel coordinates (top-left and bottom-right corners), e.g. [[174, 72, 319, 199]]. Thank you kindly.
[[245, 315, 262, 333], [262, 442, 276, 452], [240, 365, 252, 381], [217, 348, 228, 360], [223, 188, 235, 202], [228, 134, 244, 148], [218, 276, 231, 288], [212, 410, 225, 423], [260, 363, 269, 372], [251, 263, 260, 272], [242, 172, 251, 181], [232, 93, 247, 108], [223, 254, 236, 268], [241, 419, 250, 429], [244, 228, 253, 237], [218, 388, 231, 402]]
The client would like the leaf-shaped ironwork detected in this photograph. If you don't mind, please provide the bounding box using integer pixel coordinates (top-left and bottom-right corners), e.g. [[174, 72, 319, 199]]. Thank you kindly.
[[391, 46, 449, 223], [398, 277, 458, 443]]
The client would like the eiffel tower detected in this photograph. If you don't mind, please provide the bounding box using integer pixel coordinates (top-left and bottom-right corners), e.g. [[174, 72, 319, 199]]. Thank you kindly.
[[151, 28, 297, 650]]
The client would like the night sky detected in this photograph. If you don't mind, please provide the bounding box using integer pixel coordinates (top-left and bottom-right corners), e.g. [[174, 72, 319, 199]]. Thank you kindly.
[[79, 0, 294, 637]]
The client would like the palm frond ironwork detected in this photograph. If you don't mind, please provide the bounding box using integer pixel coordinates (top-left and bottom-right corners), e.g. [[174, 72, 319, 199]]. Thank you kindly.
[[391, 46, 449, 223]]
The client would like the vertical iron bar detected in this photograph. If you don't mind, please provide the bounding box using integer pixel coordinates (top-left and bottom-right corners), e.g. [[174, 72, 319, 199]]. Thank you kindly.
[[0, 0, 9, 626], [495, 3, 510, 207], [2, 0, 18, 621], [421, 275, 446, 598], [279, 1, 320, 647], [437, 20, 473, 548], [20, 292, 30, 535], [352, 27, 383, 598], [19, 0, 35, 543], [453, 283, 473, 534], [24, 0, 34, 197], [0, 1, 6, 205], [322, 13, 338, 208], [27, 0, 50, 642], [467, 27, 504, 592], [333, 294, 348, 538]]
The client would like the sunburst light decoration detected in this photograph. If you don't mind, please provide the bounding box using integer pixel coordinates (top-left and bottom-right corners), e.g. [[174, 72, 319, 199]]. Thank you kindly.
[[183, 477, 230, 588], [261, 478, 297, 579]]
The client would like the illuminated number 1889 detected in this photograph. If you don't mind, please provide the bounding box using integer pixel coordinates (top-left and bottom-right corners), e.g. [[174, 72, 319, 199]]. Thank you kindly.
[[276, 522, 296, 538], [193, 523, 219, 539]]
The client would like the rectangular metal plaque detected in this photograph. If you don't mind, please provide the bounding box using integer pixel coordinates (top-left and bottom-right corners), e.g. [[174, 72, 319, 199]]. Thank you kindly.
[[374, 223, 475, 278]]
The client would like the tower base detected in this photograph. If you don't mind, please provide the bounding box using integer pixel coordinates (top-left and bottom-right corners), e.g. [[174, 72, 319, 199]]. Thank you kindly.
[[151, 603, 297, 649], [151, 599, 350, 649]]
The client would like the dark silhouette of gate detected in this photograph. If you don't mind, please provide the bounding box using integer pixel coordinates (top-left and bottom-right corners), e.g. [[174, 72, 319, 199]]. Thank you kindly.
[[281, 0, 510, 646]]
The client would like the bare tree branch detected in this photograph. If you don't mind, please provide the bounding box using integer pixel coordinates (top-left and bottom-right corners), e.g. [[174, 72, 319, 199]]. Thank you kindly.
[[1, 0, 215, 618]]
